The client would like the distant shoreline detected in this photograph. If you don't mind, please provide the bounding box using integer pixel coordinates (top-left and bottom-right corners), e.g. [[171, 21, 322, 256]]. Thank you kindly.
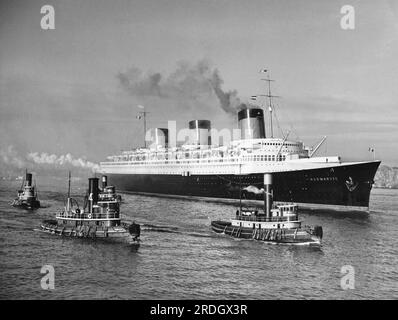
[[374, 186, 398, 190]]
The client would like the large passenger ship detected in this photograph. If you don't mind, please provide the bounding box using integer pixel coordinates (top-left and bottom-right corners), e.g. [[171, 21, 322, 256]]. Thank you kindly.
[[100, 76, 380, 211]]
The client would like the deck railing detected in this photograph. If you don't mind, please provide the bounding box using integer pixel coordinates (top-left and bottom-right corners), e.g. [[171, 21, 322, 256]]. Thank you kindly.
[[56, 211, 120, 220], [234, 215, 297, 222]]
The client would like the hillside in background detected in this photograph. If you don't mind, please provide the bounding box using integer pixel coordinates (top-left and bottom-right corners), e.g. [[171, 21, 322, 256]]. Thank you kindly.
[[374, 165, 398, 189]]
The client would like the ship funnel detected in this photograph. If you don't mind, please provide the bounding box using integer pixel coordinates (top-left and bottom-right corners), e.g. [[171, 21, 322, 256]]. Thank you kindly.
[[88, 177, 99, 213], [264, 173, 273, 218], [238, 108, 266, 140], [101, 175, 108, 189], [149, 128, 169, 149], [188, 120, 211, 147], [25, 172, 32, 187]]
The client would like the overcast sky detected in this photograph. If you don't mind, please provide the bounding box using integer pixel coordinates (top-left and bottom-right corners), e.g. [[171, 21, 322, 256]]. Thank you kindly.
[[1, 0, 397, 166]]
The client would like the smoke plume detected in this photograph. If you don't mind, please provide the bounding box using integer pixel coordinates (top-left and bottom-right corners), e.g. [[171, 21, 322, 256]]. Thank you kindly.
[[208, 68, 245, 114], [117, 60, 246, 115], [0, 145, 26, 168], [27, 152, 100, 172], [0, 145, 99, 175], [243, 185, 265, 194]]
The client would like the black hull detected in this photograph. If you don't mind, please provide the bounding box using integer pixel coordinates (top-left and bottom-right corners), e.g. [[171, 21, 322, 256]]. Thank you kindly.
[[107, 161, 380, 209], [39, 221, 140, 243], [12, 199, 41, 210], [211, 221, 321, 245]]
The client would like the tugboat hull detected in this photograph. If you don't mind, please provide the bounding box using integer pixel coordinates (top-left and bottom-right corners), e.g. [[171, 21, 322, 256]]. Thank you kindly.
[[39, 220, 140, 244], [211, 220, 322, 246], [12, 199, 40, 210]]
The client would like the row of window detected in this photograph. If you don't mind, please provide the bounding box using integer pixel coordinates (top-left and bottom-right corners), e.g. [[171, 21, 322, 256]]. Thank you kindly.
[[243, 155, 286, 162], [103, 155, 286, 166], [261, 142, 299, 147]]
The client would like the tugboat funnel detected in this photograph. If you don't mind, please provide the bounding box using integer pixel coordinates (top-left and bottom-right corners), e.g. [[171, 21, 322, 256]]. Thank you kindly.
[[25, 172, 32, 187], [88, 177, 99, 213], [264, 173, 273, 218], [101, 175, 108, 189]]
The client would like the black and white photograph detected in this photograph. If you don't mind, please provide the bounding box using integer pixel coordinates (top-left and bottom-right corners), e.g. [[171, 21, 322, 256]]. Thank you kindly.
[[0, 0, 397, 305]]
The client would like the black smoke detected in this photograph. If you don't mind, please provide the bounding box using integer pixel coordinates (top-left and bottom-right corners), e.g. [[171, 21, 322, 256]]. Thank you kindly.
[[116, 60, 246, 115]]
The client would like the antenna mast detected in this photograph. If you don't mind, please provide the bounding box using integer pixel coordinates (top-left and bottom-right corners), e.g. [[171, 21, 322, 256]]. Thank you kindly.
[[258, 70, 279, 138], [68, 171, 71, 198], [262, 74, 277, 138], [268, 75, 273, 138], [67, 171, 71, 212], [239, 164, 242, 212]]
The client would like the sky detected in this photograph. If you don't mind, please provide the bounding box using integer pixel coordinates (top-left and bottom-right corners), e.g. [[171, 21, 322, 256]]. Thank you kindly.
[[0, 0, 397, 172]]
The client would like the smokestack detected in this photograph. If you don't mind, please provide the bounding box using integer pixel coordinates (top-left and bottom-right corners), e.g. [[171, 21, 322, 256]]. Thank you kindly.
[[264, 173, 273, 218], [188, 120, 211, 146], [149, 128, 169, 149], [88, 177, 99, 213], [238, 108, 266, 140], [101, 175, 108, 190], [25, 172, 32, 187]]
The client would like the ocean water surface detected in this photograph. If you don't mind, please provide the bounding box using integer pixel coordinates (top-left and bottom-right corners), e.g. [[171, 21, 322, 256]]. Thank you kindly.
[[0, 177, 397, 299]]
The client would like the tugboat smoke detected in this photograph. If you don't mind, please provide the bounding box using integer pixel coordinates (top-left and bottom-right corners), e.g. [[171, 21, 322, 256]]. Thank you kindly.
[[0, 145, 26, 168], [243, 185, 265, 194], [0, 146, 99, 174], [27, 152, 99, 172]]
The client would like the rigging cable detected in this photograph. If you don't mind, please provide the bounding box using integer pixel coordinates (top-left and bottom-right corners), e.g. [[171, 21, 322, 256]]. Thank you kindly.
[[274, 99, 301, 141], [272, 102, 285, 139]]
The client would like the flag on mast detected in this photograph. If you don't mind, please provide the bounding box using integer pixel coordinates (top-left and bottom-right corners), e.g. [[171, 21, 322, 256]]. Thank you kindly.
[[250, 95, 257, 101], [137, 105, 145, 109]]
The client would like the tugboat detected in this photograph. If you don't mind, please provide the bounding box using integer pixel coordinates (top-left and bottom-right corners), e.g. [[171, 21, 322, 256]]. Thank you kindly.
[[40, 173, 140, 244], [211, 173, 323, 246], [12, 170, 40, 209]]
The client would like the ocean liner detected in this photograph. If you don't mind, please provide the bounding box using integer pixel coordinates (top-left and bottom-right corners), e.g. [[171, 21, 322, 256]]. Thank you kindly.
[[100, 75, 380, 211]]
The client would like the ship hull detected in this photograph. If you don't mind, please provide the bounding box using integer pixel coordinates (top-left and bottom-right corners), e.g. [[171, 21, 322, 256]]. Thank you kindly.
[[106, 161, 380, 210]]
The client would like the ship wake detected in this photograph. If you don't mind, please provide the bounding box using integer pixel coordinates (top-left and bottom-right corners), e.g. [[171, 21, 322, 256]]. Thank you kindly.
[[141, 224, 181, 234]]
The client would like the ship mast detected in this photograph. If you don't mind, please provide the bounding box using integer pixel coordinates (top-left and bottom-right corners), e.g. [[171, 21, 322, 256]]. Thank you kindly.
[[261, 73, 278, 138], [67, 171, 71, 212], [239, 164, 242, 212], [258, 70, 279, 138]]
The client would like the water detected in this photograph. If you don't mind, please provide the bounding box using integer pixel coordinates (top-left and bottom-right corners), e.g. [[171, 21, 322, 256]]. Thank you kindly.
[[0, 177, 397, 299]]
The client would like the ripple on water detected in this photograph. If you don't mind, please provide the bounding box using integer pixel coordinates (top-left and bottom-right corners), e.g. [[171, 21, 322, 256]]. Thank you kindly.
[[0, 182, 397, 299]]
